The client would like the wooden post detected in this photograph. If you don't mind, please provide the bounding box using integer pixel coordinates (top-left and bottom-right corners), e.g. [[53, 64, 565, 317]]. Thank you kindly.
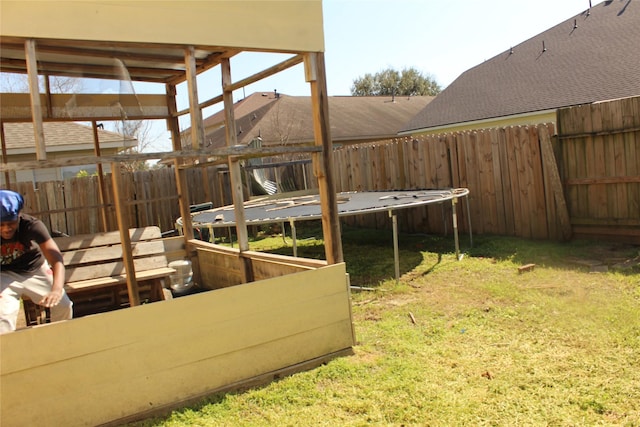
[[166, 82, 197, 276], [43, 75, 53, 118], [1, 123, 11, 186], [184, 46, 211, 202], [91, 121, 109, 232], [175, 162, 194, 241], [539, 124, 573, 241], [305, 52, 343, 264], [25, 39, 46, 161], [165, 84, 183, 152], [221, 58, 253, 282], [110, 162, 141, 306], [166, 83, 193, 234]]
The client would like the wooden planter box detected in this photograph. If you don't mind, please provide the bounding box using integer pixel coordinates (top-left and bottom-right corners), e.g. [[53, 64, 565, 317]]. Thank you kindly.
[[1, 246, 354, 426]]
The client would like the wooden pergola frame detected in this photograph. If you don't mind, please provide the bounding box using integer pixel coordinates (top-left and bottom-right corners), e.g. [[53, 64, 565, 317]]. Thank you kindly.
[[1, 35, 344, 304]]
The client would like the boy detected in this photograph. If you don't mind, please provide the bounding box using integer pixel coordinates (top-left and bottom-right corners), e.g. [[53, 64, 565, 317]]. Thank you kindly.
[[1, 190, 72, 333]]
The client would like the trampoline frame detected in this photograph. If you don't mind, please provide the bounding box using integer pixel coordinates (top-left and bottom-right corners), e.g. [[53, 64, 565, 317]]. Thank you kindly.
[[177, 188, 472, 280]]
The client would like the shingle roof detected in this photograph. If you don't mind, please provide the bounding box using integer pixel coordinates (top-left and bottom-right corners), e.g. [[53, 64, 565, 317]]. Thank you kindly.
[[402, 0, 640, 133], [3, 122, 137, 152], [191, 92, 433, 149]]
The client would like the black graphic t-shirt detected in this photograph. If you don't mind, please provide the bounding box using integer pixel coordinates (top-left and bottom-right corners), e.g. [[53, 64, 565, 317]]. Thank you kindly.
[[1, 214, 50, 273]]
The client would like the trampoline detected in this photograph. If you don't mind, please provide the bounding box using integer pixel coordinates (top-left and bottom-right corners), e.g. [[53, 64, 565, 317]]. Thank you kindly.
[[177, 188, 472, 280]]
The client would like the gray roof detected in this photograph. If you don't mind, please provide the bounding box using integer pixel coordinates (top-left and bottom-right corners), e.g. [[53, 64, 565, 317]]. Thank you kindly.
[[3, 122, 137, 152], [402, 0, 640, 133], [188, 92, 433, 149]]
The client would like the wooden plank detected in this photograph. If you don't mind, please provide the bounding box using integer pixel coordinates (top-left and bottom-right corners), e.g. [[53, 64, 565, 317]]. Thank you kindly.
[[2, 264, 351, 371], [528, 125, 548, 239], [434, 134, 451, 188], [427, 137, 442, 232], [334, 149, 351, 191], [489, 128, 507, 235], [398, 139, 408, 190], [370, 144, 380, 191], [351, 146, 361, 191], [306, 53, 342, 264], [465, 131, 483, 234], [573, 105, 590, 222], [1, 264, 353, 427], [454, 133, 471, 232], [62, 240, 167, 267], [610, 98, 628, 219], [513, 126, 530, 238], [600, 100, 620, 219], [25, 39, 46, 160], [505, 127, 524, 237], [64, 253, 168, 283], [589, 103, 609, 219], [65, 267, 176, 292], [362, 144, 373, 192], [622, 97, 640, 220], [378, 143, 388, 190], [539, 124, 572, 241], [479, 129, 498, 234], [497, 127, 515, 236], [111, 162, 141, 306], [54, 226, 161, 250]]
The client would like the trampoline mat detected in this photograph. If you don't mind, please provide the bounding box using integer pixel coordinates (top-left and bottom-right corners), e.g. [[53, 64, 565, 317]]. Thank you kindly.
[[184, 189, 470, 228]]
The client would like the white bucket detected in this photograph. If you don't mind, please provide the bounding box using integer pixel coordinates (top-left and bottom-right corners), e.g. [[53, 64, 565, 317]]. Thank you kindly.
[[168, 260, 194, 293]]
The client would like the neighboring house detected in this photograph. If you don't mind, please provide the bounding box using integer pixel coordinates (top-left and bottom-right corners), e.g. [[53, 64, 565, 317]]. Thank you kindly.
[[184, 91, 433, 149], [1, 122, 137, 184], [401, 0, 640, 135]]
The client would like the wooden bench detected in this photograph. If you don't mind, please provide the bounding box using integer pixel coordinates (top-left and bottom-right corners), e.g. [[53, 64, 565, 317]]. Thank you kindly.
[[23, 226, 186, 325]]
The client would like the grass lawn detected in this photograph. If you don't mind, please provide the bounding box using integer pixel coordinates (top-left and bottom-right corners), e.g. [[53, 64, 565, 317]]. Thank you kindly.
[[130, 224, 640, 426]]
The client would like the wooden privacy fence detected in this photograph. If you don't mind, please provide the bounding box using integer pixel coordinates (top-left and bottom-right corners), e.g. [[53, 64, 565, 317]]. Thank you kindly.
[[9, 97, 639, 243], [331, 123, 573, 242], [557, 96, 640, 242]]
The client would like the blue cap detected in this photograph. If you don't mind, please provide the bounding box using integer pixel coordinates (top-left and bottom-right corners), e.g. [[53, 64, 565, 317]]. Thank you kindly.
[[0, 190, 24, 222]]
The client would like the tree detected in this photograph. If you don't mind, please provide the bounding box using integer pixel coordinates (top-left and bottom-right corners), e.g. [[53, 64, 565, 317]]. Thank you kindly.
[[351, 67, 441, 97], [113, 119, 161, 172], [0, 72, 84, 93]]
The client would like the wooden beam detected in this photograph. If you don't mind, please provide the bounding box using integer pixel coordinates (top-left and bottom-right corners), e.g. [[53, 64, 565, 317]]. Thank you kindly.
[[0, 123, 11, 186], [0, 42, 203, 66], [0, 145, 322, 173], [227, 54, 304, 93], [185, 46, 205, 151], [25, 40, 46, 160], [564, 176, 640, 185], [306, 52, 343, 264], [175, 162, 194, 241], [166, 49, 240, 86], [172, 54, 303, 118], [538, 124, 572, 241], [222, 57, 253, 282], [1, 57, 181, 82], [91, 121, 110, 232], [165, 84, 183, 152], [110, 162, 141, 306], [1, 92, 169, 122]]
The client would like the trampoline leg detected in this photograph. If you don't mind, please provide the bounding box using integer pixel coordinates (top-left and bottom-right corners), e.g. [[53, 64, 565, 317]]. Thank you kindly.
[[465, 195, 473, 248], [452, 198, 461, 260], [389, 210, 400, 281]]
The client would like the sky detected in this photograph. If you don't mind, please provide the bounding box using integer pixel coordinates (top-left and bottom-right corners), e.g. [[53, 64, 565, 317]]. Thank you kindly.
[[91, 0, 604, 151], [222, 0, 601, 98]]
